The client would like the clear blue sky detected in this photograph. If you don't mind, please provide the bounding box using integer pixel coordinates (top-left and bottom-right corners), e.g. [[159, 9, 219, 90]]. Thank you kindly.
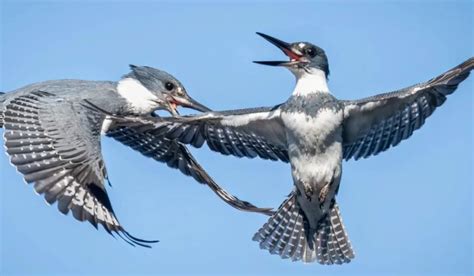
[[1, 1, 472, 275]]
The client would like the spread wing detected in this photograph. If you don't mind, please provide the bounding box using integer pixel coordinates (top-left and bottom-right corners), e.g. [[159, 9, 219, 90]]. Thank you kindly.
[[106, 125, 274, 215], [2, 91, 157, 247], [108, 106, 289, 163], [342, 58, 473, 161]]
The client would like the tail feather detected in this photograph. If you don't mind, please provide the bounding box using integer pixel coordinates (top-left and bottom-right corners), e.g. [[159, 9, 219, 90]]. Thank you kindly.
[[258, 195, 295, 250], [253, 192, 355, 264], [0, 91, 5, 128], [313, 222, 329, 263], [280, 209, 302, 258], [254, 193, 299, 251], [328, 225, 344, 264], [290, 217, 305, 261], [330, 202, 355, 260], [271, 200, 298, 256]]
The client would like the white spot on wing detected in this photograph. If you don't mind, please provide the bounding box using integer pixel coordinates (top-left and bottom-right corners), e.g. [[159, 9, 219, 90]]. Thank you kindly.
[[359, 101, 381, 112], [100, 116, 113, 135]]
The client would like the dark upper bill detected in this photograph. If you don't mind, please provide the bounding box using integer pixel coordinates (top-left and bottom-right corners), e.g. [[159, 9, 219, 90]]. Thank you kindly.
[[253, 32, 302, 66]]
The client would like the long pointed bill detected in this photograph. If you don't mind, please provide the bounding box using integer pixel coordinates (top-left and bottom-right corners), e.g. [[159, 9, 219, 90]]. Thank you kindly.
[[173, 95, 211, 112], [254, 32, 302, 67], [253, 60, 288, 66], [253, 60, 302, 66]]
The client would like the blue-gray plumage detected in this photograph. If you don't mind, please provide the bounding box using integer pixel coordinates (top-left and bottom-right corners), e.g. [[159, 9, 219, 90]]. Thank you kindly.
[[0, 65, 271, 248], [106, 33, 473, 263]]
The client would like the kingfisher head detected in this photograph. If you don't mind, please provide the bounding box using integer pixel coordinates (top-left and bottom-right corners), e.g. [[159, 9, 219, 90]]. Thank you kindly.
[[253, 32, 329, 79], [120, 65, 210, 116]]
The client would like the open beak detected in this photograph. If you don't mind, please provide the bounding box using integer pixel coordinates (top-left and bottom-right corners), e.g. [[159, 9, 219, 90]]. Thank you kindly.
[[253, 32, 303, 67], [168, 101, 180, 116], [171, 95, 211, 113], [151, 98, 180, 116]]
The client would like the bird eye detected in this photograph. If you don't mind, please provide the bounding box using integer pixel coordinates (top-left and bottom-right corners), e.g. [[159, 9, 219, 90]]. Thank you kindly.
[[305, 47, 316, 58], [165, 82, 175, 91]]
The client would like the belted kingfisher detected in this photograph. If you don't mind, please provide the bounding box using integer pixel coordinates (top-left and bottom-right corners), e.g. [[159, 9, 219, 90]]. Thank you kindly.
[[107, 33, 473, 263], [0, 65, 270, 248]]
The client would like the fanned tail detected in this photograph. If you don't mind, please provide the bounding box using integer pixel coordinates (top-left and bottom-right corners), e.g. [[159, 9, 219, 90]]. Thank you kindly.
[[253, 192, 354, 264]]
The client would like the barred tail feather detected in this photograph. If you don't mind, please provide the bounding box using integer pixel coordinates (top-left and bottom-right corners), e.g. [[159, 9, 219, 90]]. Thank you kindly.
[[329, 202, 355, 262], [253, 192, 303, 260], [253, 193, 354, 264], [290, 215, 306, 261], [313, 202, 354, 264], [0, 91, 6, 128], [313, 222, 329, 263]]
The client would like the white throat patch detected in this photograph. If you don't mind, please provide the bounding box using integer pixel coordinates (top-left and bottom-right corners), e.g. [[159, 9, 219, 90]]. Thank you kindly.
[[117, 77, 160, 114], [292, 68, 329, 96]]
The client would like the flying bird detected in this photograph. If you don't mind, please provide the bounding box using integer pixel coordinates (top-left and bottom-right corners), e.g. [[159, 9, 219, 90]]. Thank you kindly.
[[105, 33, 473, 263], [0, 65, 271, 248]]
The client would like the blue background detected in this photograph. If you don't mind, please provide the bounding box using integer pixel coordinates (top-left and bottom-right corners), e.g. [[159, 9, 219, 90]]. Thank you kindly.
[[1, 1, 472, 275]]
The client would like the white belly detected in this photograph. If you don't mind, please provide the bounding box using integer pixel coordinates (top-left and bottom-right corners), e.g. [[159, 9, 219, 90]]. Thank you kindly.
[[282, 108, 343, 144], [282, 108, 343, 183], [289, 142, 342, 183]]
